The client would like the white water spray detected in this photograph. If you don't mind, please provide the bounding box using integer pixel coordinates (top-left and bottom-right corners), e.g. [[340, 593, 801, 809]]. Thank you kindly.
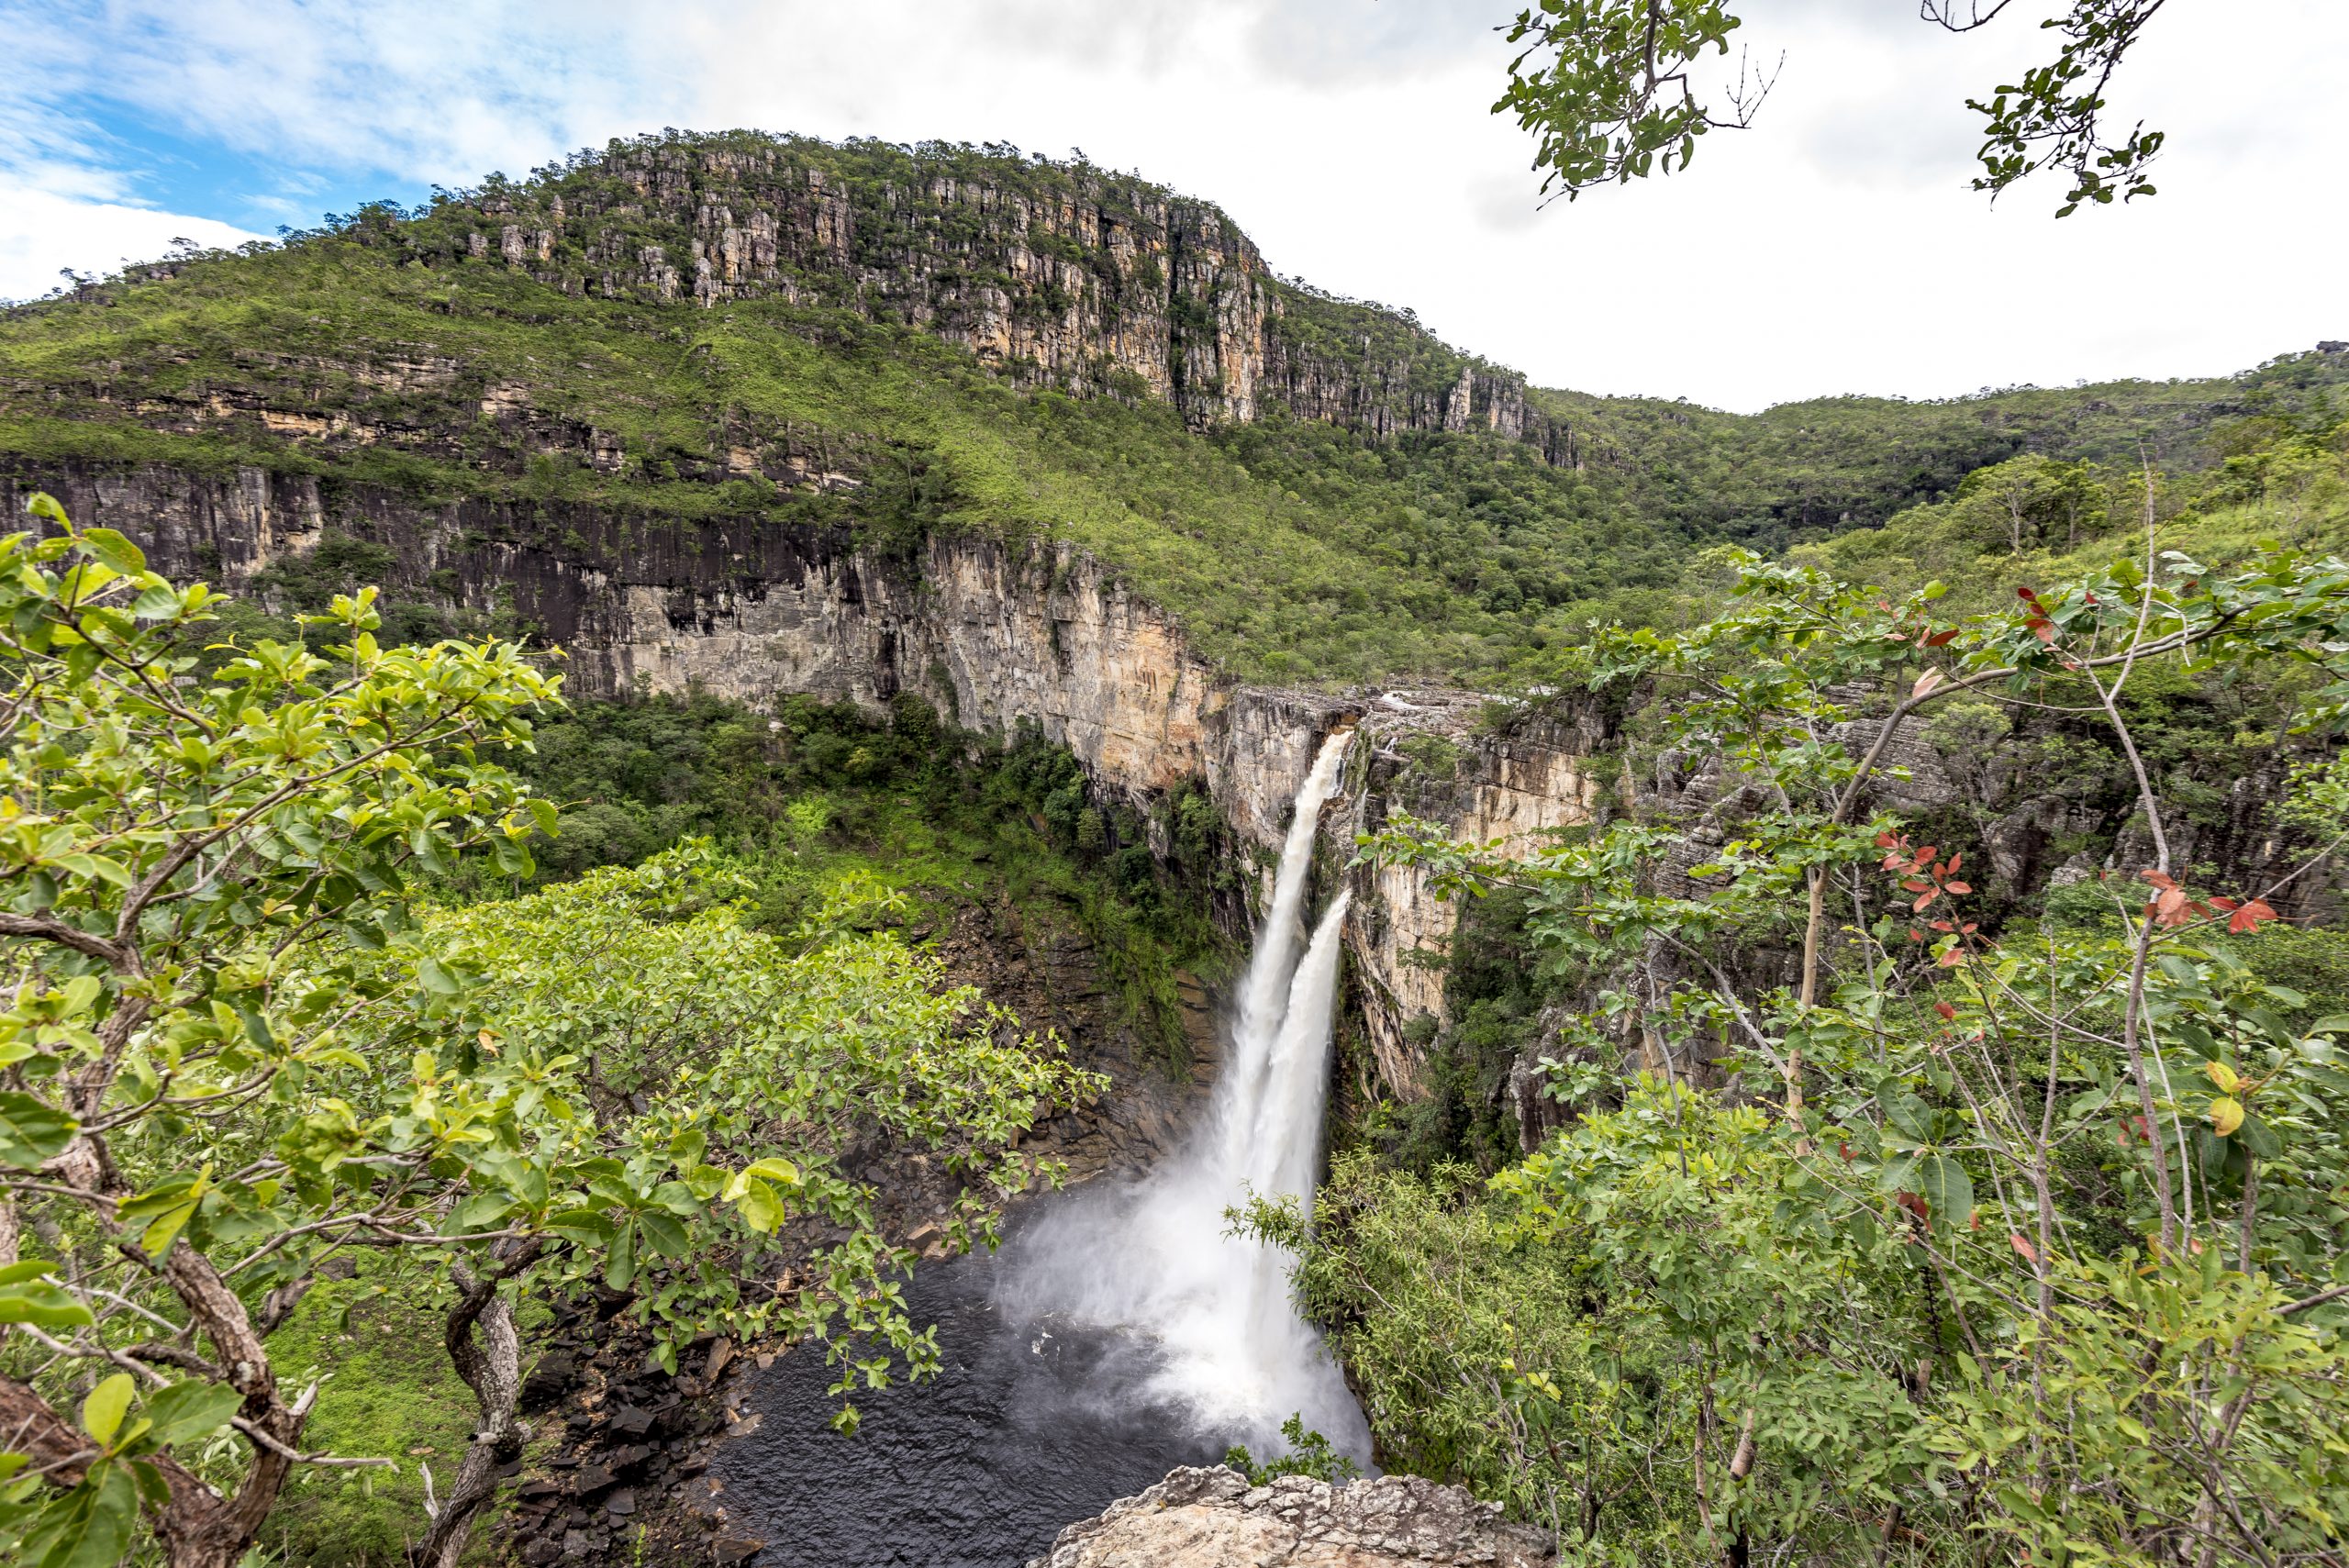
[[1003, 729, 1369, 1455]]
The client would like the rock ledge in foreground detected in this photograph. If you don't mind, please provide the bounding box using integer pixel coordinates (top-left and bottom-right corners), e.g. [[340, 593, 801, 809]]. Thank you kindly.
[[1027, 1464, 1556, 1567]]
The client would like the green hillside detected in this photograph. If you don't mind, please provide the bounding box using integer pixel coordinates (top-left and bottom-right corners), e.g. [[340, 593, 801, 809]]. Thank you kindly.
[[2, 131, 2343, 684]]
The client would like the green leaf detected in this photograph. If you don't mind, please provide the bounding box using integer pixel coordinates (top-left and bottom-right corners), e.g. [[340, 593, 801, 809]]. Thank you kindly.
[[742, 1156, 801, 1188], [604, 1222, 637, 1293], [0, 1093, 78, 1168], [78, 528, 147, 573], [20, 1461, 138, 1568], [137, 1381, 243, 1451], [734, 1176, 785, 1234], [118, 1174, 210, 1258], [128, 583, 179, 620], [0, 1273, 95, 1329], [637, 1210, 688, 1260], [81, 1374, 134, 1448], [1915, 1154, 1975, 1234], [541, 1208, 617, 1247], [1875, 1081, 1936, 1146], [416, 957, 462, 996]]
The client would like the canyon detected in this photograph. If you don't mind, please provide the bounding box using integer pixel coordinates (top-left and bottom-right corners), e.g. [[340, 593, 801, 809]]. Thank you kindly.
[[2, 457, 1600, 1103]]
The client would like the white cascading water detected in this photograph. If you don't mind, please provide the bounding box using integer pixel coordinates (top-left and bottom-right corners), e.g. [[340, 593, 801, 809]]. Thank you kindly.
[[1002, 728, 1369, 1455]]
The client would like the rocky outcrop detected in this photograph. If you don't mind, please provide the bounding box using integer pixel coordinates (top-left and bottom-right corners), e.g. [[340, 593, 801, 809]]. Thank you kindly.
[[3, 460, 1601, 1101], [1029, 1466, 1554, 1568], [218, 133, 1569, 451]]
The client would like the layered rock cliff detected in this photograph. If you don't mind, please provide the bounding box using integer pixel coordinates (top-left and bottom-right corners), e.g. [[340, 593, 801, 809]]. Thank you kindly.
[[248, 132, 1572, 454], [4, 459, 1600, 1097]]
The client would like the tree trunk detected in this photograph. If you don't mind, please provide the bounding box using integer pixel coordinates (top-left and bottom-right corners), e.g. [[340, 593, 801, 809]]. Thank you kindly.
[[415, 1262, 529, 1568]]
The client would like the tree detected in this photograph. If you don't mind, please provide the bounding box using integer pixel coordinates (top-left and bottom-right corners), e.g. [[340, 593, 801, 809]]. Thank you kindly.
[[1497, 0, 2172, 215], [1294, 518, 2349, 1565], [0, 496, 1099, 1566]]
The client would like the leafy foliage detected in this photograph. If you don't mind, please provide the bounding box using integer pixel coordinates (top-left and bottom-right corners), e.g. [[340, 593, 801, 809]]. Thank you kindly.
[[1495, 1, 1765, 201], [1281, 535, 2349, 1566], [1498, 0, 2176, 216], [0, 497, 1097, 1566], [1222, 1412, 1364, 1486]]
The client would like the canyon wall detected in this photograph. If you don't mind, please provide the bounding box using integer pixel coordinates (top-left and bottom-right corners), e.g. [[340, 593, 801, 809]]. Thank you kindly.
[[245, 134, 1570, 454], [5, 460, 1596, 1095]]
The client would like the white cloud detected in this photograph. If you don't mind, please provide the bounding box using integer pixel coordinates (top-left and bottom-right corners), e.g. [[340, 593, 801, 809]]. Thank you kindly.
[[1, 0, 2341, 410], [0, 185, 265, 303]]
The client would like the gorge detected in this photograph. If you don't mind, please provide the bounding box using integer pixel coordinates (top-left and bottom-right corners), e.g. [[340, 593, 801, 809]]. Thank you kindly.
[[2, 128, 2344, 1568]]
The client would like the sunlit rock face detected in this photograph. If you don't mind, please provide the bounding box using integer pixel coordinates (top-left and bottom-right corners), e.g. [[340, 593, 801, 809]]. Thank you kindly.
[[7, 461, 1604, 1103], [1028, 1466, 1555, 1568]]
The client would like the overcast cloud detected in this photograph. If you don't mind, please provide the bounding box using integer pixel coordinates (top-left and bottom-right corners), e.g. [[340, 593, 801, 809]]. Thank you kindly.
[[2, 0, 2340, 412]]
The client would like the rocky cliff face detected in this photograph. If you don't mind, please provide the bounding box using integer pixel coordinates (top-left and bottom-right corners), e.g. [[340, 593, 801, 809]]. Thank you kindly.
[[294, 133, 1567, 453], [1028, 1465, 1554, 1568], [6, 459, 1599, 1098]]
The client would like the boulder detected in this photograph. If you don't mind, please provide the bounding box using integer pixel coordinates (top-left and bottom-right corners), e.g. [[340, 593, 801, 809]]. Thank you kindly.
[[1028, 1465, 1554, 1568]]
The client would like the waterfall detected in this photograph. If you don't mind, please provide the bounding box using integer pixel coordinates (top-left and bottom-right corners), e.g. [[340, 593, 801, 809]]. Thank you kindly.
[[1002, 728, 1370, 1457]]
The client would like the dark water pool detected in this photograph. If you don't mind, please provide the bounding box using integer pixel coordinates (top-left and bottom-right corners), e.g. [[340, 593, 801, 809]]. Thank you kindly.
[[710, 1249, 1239, 1568]]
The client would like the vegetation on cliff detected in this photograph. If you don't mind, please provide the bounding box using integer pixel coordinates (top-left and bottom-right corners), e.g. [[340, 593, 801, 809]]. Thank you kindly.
[[4, 132, 2341, 686], [0, 503, 1119, 1566], [1266, 513, 2349, 1568]]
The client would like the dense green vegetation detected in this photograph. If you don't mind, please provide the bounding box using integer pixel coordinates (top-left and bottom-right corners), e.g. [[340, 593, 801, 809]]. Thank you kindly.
[[1262, 514, 2349, 1568], [0, 509, 1152, 1566], [4, 128, 2346, 1568], [4, 132, 2341, 686]]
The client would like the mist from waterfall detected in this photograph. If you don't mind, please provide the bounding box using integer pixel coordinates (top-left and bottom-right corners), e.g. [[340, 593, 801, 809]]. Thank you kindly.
[[1000, 728, 1369, 1456]]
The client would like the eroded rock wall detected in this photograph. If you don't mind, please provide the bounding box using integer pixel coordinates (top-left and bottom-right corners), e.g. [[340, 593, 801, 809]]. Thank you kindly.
[[4, 460, 1598, 1099]]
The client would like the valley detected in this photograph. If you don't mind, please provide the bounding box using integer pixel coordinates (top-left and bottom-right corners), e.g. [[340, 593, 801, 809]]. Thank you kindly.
[[1, 129, 2344, 1568]]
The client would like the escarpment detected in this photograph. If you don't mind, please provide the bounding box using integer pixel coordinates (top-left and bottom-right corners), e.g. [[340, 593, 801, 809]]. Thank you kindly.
[[105, 133, 1574, 458], [3, 454, 2324, 1116], [0, 457, 1601, 1099]]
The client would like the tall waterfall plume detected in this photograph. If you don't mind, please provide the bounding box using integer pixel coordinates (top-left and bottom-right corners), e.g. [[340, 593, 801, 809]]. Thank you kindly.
[[1002, 728, 1368, 1455]]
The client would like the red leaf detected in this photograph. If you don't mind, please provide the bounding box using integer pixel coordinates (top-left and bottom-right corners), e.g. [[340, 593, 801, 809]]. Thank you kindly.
[[1960, 922, 1979, 934], [1925, 628, 1959, 648], [1968, 1209, 1982, 1231], [2154, 886, 2191, 927], [2229, 898, 2279, 934], [1934, 1001, 1956, 1020], [1931, 919, 1954, 932], [2140, 869, 2178, 891], [1882, 853, 1906, 871], [1943, 881, 1972, 895], [1896, 1191, 1930, 1220], [2009, 1231, 2039, 1264], [2029, 620, 2057, 644], [1902, 877, 1932, 893], [1914, 888, 1940, 911], [1937, 948, 1966, 968], [1875, 831, 1898, 849], [2017, 586, 2039, 601], [1839, 1141, 1857, 1162], [1908, 929, 1925, 943], [1945, 853, 1963, 873], [1918, 848, 1938, 862]]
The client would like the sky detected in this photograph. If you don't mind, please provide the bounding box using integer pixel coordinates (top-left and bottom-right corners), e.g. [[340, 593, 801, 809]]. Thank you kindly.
[[1, 0, 2341, 414]]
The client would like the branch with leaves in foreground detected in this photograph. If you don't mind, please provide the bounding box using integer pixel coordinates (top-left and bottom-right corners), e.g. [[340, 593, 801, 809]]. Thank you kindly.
[[0, 495, 1100, 1568], [1341, 539, 2349, 1567]]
